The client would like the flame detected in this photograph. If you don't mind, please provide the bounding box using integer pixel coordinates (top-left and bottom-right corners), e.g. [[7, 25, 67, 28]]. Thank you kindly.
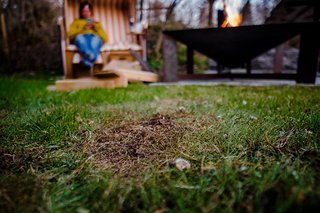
[[221, 0, 242, 27]]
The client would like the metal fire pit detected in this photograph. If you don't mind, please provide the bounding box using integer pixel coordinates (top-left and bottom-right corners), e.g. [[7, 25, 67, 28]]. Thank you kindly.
[[162, 22, 320, 83]]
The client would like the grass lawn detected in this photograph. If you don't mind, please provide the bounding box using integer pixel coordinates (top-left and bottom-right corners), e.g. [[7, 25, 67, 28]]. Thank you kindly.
[[0, 75, 320, 212]]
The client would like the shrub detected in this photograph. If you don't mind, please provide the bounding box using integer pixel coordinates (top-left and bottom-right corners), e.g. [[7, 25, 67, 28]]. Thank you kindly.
[[0, 0, 62, 73]]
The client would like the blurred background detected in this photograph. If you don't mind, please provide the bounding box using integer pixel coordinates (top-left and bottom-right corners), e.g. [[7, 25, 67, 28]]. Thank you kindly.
[[0, 0, 316, 75]]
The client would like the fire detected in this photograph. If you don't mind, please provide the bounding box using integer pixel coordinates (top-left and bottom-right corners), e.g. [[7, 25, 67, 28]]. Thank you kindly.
[[221, 0, 242, 27]]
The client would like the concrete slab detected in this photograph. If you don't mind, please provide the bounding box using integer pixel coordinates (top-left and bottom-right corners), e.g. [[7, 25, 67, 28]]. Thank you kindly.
[[151, 75, 320, 87]]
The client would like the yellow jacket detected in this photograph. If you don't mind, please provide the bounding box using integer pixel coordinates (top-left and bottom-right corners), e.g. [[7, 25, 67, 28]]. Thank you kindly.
[[68, 19, 108, 43]]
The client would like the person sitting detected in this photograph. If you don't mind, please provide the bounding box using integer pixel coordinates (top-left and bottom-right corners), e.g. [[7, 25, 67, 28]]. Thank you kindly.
[[68, 1, 108, 69]]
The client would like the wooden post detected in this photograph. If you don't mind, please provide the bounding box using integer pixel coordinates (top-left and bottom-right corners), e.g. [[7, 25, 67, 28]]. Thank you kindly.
[[187, 46, 194, 74], [0, 12, 9, 57], [65, 51, 75, 79], [274, 44, 284, 74], [297, 32, 320, 84], [163, 34, 178, 82]]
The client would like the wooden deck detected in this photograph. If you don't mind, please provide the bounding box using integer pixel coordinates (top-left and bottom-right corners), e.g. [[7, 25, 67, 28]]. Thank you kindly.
[[53, 60, 159, 92]]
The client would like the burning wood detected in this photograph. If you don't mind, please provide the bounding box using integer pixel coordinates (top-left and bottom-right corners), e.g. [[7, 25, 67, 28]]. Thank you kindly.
[[218, 0, 243, 27]]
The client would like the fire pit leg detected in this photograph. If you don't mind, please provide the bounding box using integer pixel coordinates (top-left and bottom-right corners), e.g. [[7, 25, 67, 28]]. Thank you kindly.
[[217, 63, 221, 74], [246, 60, 251, 75], [163, 34, 178, 82], [187, 46, 194, 74], [297, 32, 320, 84]]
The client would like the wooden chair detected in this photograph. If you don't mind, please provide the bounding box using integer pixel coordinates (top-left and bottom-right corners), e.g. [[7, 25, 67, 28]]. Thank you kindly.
[[60, 0, 146, 79]]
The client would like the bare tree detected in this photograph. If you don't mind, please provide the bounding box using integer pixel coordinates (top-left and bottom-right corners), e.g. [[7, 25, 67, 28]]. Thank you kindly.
[[165, 0, 183, 23], [139, 0, 144, 21], [149, 0, 165, 24], [241, 0, 252, 26], [207, 0, 216, 27], [252, 0, 280, 24]]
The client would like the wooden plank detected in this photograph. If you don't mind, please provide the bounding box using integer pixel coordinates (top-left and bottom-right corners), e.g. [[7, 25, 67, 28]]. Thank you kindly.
[[101, 60, 141, 72], [95, 69, 158, 82], [98, 60, 159, 82], [55, 78, 119, 91], [113, 75, 129, 88], [114, 69, 159, 82]]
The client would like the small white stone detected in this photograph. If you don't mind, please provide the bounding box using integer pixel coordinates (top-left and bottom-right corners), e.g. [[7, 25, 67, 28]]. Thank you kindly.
[[249, 115, 257, 121], [174, 158, 191, 171], [239, 166, 248, 172], [178, 106, 187, 113]]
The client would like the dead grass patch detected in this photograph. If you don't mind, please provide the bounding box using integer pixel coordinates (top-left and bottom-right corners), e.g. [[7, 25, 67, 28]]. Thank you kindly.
[[85, 113, 193, 176]]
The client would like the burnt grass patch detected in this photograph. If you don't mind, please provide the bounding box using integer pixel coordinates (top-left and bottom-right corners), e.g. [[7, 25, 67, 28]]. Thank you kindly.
[[85, 113, 192, 176]]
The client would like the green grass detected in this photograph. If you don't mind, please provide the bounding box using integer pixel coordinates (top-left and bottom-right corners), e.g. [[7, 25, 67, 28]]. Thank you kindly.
[[1, 75, 320, 212]]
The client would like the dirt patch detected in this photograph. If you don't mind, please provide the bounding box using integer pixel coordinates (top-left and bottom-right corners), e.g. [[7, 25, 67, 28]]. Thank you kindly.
[[85, 113, 190, 176]]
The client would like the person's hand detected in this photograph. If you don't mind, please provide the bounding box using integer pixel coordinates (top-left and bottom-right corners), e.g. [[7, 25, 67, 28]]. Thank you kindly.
[[91, 23, 96, 31], [84, 23, 96, 31]]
